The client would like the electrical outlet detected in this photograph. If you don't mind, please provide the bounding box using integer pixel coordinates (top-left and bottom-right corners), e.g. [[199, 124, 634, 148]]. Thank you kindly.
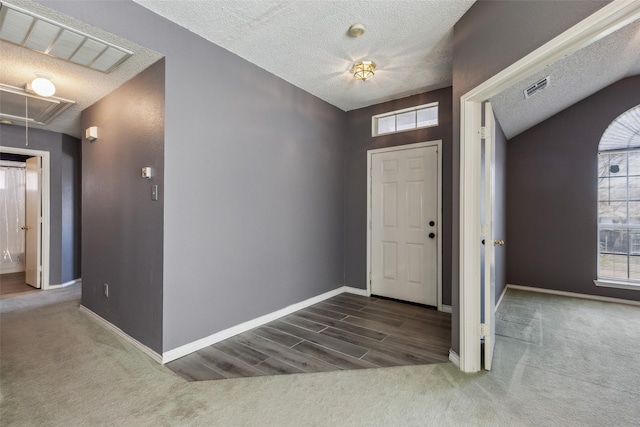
[[103, 283, 109, 298]]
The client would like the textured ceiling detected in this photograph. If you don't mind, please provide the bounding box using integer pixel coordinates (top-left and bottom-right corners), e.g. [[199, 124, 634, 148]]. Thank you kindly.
[[0, 0, 163, 139], [491, 18, 640, 140], [133, 0, 476, 111], [2, 0, 638, 142]]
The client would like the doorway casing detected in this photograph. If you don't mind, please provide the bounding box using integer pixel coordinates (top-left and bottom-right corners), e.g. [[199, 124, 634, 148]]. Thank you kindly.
[[458, 0, 640, 373], [0, 146, 50, 290]]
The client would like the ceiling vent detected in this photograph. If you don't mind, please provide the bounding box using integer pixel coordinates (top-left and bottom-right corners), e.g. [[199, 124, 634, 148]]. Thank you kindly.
[[0, 83, 75, 125], [524, 76, 550, 99], [0, 2, 133, 73]]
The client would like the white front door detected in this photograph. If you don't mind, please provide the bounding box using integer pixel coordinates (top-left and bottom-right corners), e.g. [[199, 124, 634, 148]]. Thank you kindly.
[[24, 156, 41, 289], [370, 144, 439, 306]]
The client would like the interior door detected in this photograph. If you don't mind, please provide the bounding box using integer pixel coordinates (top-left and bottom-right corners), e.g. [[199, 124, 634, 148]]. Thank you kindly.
[[371, 145, 438, 306], [24, 156, 41, 288], [482, 102, 500, 370]]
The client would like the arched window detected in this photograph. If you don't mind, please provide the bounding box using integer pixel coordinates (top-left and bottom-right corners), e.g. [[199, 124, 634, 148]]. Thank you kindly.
[[597, 105, 640, 288]]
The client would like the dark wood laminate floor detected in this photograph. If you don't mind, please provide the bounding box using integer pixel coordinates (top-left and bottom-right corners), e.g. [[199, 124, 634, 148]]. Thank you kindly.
[[0, 272, 37, 297], [167, 293, 452, 381]]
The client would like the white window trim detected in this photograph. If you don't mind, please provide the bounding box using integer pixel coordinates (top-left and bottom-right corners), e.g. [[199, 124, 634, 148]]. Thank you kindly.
[[596, 136, 640, 286], [372, 102, 438, 137], [594, 279, 640, 291]]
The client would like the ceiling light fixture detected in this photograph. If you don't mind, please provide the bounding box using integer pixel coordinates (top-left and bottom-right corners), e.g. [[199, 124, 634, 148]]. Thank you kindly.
[[353, 61, 376, 81], [28, 77, 56, 97]]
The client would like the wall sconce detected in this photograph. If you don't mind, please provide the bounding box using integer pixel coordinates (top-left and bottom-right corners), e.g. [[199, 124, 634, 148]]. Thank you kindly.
[[353, 61, 376, 81], [85, 126, 98, 142]]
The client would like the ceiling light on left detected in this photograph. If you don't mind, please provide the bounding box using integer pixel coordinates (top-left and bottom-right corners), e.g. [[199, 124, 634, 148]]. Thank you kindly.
[[27, 77, 56, 97]]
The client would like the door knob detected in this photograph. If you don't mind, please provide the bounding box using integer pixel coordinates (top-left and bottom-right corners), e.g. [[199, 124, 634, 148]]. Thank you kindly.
[[21, 226, 30, 230], [428, 233, 436, 239], [429, 221, 435, 227], [493, 239, 505, 246]]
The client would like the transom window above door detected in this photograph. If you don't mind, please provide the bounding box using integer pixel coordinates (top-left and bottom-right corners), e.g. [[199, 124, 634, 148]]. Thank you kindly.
[[596, 105, 640, 290], [372, 103, 438, 137]]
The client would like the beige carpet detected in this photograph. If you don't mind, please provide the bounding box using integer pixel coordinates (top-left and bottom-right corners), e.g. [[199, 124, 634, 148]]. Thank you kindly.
[[1, 285, 639, 426]]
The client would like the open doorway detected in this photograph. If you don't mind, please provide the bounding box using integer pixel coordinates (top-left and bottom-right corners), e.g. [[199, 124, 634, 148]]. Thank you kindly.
[[458, 1, 640, 373], [0, 146, 50, 295]]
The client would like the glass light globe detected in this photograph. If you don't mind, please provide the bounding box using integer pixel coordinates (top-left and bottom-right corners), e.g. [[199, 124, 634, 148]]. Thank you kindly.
[[31, 77, 56, 97]]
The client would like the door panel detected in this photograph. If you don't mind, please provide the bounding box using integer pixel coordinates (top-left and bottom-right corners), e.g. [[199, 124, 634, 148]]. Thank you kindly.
[[383, 242, 398, 279], [371, 145, 438, 306], [25, 156, 41, 288], [483, 103, 498, 370]]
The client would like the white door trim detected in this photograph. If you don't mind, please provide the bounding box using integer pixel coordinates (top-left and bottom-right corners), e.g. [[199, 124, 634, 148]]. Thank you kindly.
[[458, 0, 640, 373], [0, 145, 50, 290], [367, 140, 443, 310]]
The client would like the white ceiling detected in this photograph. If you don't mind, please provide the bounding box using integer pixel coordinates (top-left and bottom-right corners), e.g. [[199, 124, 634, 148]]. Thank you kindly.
[[133, 0, 476, 111], [2, 0, 638, 142]]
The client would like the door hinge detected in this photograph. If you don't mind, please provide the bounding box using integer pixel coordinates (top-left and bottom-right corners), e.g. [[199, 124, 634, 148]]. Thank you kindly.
[[369, 167, 372, 177], [480, 126, 487, 139], [369, 272, 372, 284], [480, 323, 486, 338]]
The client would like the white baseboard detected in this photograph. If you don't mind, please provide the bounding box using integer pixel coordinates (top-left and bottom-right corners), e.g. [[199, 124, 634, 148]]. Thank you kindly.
[[162, 285, 348, 364], [48, 278, 81, 289], [79, 305, 162, 364], [495, 285, 508, 310], [441, 304, 452, 313], [507, 284, 640, 307], [449, 349, 460, 367], [1, 265, 25, 274], [343, 286, 368, 296]]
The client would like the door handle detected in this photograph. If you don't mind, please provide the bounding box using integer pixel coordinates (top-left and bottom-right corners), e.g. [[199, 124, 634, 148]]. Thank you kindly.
[[493, 239, 505, 246], [428, 233, 436, 239], [21, 226, 30, 230]]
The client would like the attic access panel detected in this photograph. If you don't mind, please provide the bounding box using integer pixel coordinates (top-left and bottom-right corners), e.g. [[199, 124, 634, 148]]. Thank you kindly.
[[0, 83, 74, 125], [0, 2, 133, 73]]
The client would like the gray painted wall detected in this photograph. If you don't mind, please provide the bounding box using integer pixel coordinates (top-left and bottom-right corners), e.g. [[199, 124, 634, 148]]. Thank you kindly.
[[507, 75, 640, 302], [0, 125, 81, 285], [61, 134, 81, 282], [451, 0, 609, 353], [161, 24, 345, 352], [80, 59, 165, 353], [344, 88, 453, 306], [43, 1, 346, 352]]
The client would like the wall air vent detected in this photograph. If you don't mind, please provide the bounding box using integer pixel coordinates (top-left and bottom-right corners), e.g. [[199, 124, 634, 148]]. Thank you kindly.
[[0, 2, 133, 73], [524, 76, 550, 99], [0, 83, 75, 125]]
